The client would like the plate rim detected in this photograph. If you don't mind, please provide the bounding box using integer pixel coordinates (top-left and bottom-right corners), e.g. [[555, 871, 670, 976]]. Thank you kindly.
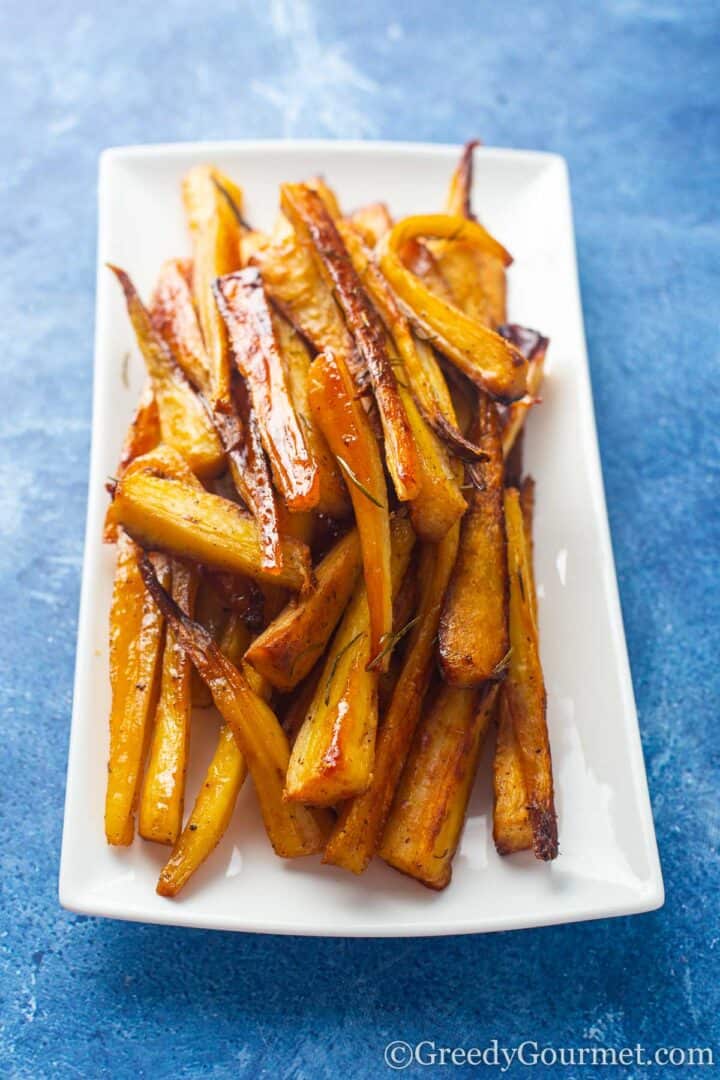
[[59, 138, 664, 937]]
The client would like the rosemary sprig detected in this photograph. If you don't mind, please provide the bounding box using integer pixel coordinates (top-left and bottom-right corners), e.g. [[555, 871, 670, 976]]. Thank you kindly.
[[368, 614, 422, 671], [490, 647, 513, 680], [336, 456, 386, 509], [324, 632, 366, 706]]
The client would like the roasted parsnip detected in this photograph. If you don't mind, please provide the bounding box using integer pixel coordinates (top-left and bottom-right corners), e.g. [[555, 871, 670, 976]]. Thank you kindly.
[[493, 690, 533, 855], [281, 182, 420, 502], [499, 325, 549, 457], [245, 528, 362, 692], [380, 682, 498, 889], [285, 516, 415, 806], [150, 258, 212, 393], [109, 265, 225, 480], [308, 350, 392, 666], [108, 447, 312, 593], [378, 215, 526, 401], [182, 165, 243, 409], [504, 487, 557, 860], [323, 524, 460, 873], [214, 269, 319, 511], [348, 201, 393, 246], [139, 556, 331, 857], [439, 394, 509, 686], [105, 536, 168, 846], [139, 559, 198, 845], [103, 384, 160, 542]]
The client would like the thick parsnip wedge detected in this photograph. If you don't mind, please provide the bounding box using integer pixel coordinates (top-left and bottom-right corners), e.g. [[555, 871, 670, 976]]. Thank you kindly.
[[108, 448, 312, 592], [105, 536, 168, 846], [281, 183, 420, 502], [378, 215, 527, 402], [308, 350, 392, 666], [139, 559, 198, 845], [285, 516, 415, 806], [104, 384, 160, 542], [439, 395, 509, 686], [139, 556, 331, 857], [251, 212, 354, 360], [493, 690, 533, 855], [380, 682, 498, 889], [109, 266, 225, 479], [246, 529, 362, 692], [499, 325, 549, 457], [504, 487, 557, 860], [214, 269, 319, 510], [157, 724, 246, 897], [274, 313, 350, 518], [323, 524, 460, 873], [182, 165, 243, 409], [150, 258, 211, 393], [348, 202, 393, 247]]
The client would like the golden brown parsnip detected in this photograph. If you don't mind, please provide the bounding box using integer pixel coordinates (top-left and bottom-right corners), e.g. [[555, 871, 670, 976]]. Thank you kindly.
[[378, 215, 527, 402], [214, 269, 319, 511], [284, 516, 415, 806], [104, 384, 160, 542], [156, 724, 247, 897], [105, 536, 168, 846], [274, 314, 350, 519], [500, 327, 549, 457], [439, 395, 509, 686], [323, 523, 460, 874], [493, 690, 533, 855], [182, 165, 243, 409], [108, 448, 312, 593], [150, 258, 212, 394], [348, 201, 393, 246], [245, 529, 362, 692], [504, 487, 557, 860], [139, 556, 331, 858], [308, 350, 392, 667], [281, 182, 420, 502], [109, 265, 225, 480], [139, 559, 199, 845], [380, 682, 498, 889]]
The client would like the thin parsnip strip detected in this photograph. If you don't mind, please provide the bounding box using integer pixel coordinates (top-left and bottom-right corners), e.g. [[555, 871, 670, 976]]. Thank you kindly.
[[274, 313, 350, 519], [156, 723, 247, 897], [245, 528, 362, 692], [105, 536, 168, 845], [444, 139, 479, 219], [155, 612, 271, 898], [285, 516, 415, 806], [150, 258, 212, 393], [214, 269, 319, 510], [281, 182, 420, 502], [308, 349, 392, 666], [139, 556, 332, 857], [380, 682, 498, 889], [439, 395, 509, 686], [378, 215, 527, 401], [493, 690, 533, 855], [323, 524, 460, 873], [499, 325, 549, 457], [182, 166, 243, 409], [504, 487, 557, 860], [107, 447, 312, 593], [139, 559, 199, 845], [109, 265, 225, 480]]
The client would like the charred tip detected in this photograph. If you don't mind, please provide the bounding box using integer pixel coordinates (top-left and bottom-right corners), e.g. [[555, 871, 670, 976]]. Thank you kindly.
[[498, 324, 550, 363], [529, 805, 559, 861]]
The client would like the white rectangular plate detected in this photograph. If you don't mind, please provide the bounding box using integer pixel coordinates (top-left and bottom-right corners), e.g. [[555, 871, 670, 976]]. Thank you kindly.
[[60, 140, 663, 936]]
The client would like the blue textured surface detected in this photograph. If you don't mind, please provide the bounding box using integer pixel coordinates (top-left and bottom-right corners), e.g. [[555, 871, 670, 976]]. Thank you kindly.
[[1, 2, 718, 1076]]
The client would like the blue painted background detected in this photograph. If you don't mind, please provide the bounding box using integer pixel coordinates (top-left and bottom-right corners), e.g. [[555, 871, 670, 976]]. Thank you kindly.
[[1, 1, 718, 1076]]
